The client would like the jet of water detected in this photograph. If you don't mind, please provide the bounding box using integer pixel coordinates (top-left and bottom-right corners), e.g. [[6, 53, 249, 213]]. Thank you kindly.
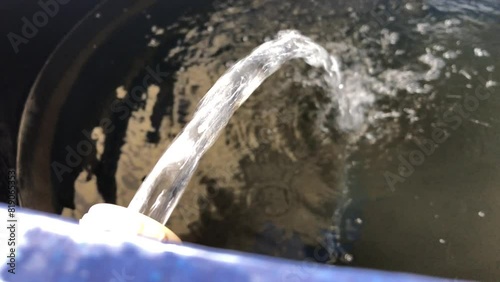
[[128, 30, 343, 225]]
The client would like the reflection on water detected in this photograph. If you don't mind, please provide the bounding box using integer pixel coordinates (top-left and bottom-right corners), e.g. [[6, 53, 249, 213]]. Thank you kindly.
[[61, 0, 499, 279]]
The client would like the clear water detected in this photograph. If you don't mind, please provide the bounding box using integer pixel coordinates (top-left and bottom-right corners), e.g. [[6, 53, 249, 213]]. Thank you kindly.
[[63, 0, 500, 279], [127, 30, 346, 225]]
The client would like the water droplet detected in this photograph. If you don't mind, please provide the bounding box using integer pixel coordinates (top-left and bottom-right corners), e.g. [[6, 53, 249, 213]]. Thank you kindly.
[[355, 218, 363, 224], [444, 19, 461, 27], [478, 211, 485, 217], [115, 86, 127, 99], [148, 38, 160, 47], [343, 253, 354, 262], [443, 50, 459, 59], [433, 45, 445, 51], [359, 25, 370, 33], [416, 23, 430, 35], [474, 48, 490, 57], [405, 3, 415, 10], [439, 238, 446, 244], [95, 13, 101, 19], [154, 28, 164, 35]]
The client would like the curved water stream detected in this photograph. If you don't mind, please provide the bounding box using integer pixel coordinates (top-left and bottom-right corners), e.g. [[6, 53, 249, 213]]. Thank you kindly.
[[128, 30, 345, 225]]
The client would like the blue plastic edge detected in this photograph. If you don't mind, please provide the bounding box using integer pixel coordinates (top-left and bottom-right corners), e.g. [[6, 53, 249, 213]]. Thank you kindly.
[[0, 203, 459, 282]]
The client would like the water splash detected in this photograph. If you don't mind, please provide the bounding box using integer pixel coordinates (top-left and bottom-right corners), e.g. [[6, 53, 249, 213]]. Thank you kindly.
[[128, 30, 344, 224]]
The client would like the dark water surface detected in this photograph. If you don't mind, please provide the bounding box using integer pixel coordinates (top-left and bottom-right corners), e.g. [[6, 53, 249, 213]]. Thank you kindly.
[[23, 0, 500, 280]]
